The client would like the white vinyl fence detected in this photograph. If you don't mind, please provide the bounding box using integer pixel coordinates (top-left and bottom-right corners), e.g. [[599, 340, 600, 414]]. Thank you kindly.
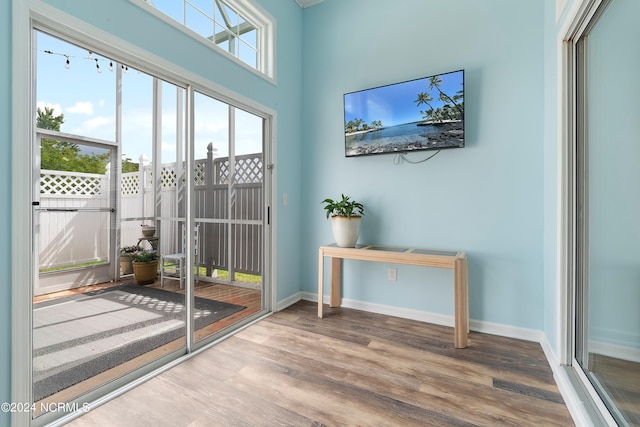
[[39, 170, 111, 270], [40, 148, 263, 278]]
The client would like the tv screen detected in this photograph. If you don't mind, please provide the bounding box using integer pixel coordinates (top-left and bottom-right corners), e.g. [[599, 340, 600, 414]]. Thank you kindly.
[[344, 69, 464, 157]]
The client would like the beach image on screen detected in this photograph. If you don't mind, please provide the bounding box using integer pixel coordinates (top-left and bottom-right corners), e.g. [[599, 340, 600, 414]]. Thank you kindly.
[[344, 70, 464, 157]]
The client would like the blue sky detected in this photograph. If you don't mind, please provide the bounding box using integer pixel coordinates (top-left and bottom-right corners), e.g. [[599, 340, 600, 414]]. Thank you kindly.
[[152, 0, 257, 67], [36, 29, 262, 165], [344, 70, 464, 128]]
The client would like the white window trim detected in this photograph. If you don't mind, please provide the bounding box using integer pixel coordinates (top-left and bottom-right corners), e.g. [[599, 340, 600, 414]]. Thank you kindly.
[[11, 1, 33, 425], [128, 0, 277, 85], [11, 1, 278, 425]]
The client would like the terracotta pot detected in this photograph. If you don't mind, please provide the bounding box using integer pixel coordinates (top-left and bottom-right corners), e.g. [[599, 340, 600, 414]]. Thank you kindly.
[[132, 259, 158, 285], [120, 254, 133, 275]]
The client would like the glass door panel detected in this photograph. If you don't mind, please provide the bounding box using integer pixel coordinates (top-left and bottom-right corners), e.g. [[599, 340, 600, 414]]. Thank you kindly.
[[192, 91, 265, 343], [120, 63, 154, 256], [230, 108, 264, 288], [32, 132, 120, 414], [156, 81, 188, 295], [33, 30, 189, 419], [35, 135, 115, 295], [576, 1, 640, 424]]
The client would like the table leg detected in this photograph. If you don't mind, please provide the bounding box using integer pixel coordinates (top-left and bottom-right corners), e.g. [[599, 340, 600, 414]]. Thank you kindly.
[[330, 257, 341, 307], [318, 249, 324, 318], [454, 257, 469, 348], [463, 257, 469, 333]]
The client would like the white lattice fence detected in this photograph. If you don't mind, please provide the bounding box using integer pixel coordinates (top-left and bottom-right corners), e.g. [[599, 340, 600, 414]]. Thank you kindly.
[[214, 154, 263, 184], [39, 170, 110, 269], [40, 170, 106, 197], [40, 153, 263, 277], [121, 174, 139, 195]]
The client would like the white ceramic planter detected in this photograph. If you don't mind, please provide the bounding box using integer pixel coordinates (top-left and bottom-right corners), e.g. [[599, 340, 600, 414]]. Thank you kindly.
[[331, 216, 361, 247], [141, 226, 156, 238]]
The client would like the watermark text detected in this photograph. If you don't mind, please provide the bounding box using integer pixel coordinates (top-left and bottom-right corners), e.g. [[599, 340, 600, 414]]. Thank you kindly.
[[1, 401, 90, 413]]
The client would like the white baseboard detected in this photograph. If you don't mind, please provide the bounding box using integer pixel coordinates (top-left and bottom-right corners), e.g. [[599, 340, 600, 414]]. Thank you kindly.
[[301, 292, 543, 343], [588, 339, 640, 363], [275, 291, 303, 311], [539, 336, 588, 426]]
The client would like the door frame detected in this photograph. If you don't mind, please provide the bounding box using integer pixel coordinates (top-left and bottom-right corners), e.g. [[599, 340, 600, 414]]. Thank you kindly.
[[11, 2, 277, 425], [33, 129, 120, 296], [557, 0, 620, 425]]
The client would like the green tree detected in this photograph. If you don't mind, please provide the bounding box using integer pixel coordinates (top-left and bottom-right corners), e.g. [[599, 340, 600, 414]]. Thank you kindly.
[[36, 107, 110, 174], [345, 118, 383, 133], [122, 156, 139, 173], [37, 106, 64, 131], [414, 92, 435, 111], [414, 78, 464, 123], [429, 76, 464, 117], [37, 107, 79, 171], [345, 118, 365, 133]]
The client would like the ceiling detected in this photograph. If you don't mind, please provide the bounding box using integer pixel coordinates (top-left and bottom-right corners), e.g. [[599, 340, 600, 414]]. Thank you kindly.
[[294, 0, 325, 8]]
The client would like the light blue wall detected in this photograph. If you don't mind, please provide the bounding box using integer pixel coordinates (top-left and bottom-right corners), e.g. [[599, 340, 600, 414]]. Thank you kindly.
[[301, 0, 546, 329], [543, 0, 559, 355], [0, 0, 584, 417], [267, 2, 304, 304], [0, 1, 12, 424]]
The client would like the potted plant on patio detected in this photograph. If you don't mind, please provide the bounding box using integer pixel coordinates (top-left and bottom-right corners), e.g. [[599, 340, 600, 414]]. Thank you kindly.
[[119, 245, 138, 275], [322, 194, 365, 248], [130, 248, 159, 285]]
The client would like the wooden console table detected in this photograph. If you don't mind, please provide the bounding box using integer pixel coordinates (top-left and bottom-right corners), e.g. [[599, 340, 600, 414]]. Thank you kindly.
[[318, 244, 469, 348]]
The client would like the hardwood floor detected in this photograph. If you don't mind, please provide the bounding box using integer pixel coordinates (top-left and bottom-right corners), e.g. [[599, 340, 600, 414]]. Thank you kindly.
[[69, 301, 574, 427]]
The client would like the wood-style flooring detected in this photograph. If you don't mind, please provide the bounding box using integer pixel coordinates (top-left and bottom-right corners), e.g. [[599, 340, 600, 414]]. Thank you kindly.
[[69, 300, 575, 427]]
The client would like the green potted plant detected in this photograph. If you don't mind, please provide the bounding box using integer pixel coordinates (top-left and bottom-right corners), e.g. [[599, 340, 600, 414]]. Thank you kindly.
[[130, 249, 159, 285], [119, 245, 138, 276], [321, 194, 365, 247]]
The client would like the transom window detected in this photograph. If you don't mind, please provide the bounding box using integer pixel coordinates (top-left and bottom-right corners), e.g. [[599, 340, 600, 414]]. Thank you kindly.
[[139, 0, 274, 79]]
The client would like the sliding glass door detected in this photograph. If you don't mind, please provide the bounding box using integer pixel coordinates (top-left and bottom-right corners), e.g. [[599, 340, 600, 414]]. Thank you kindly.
[[32, 30, 189, 419], [574, 0, 640, 424], [190, 92, 266, 343], [31, 25, 270, 423]]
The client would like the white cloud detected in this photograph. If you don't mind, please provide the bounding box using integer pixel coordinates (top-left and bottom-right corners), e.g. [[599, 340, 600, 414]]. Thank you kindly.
[[70, 116, 112, 137], [36, 101, 63, 117], [82, 116, 110, 130], [66, 101, 94, 115]]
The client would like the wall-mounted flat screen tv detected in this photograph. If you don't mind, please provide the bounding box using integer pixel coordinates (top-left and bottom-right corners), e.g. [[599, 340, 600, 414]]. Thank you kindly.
[[344, 69, 464, 157]]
